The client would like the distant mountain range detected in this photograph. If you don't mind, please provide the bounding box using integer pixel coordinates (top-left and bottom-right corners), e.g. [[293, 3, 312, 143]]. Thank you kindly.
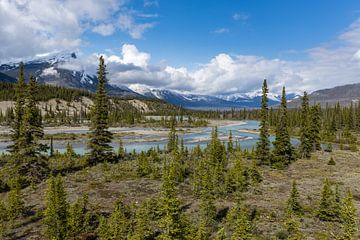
[[288, 83, 360, 108], [128, 84, 300, 109], [1, 52, 359, 109], [0, 52, 140, 97]]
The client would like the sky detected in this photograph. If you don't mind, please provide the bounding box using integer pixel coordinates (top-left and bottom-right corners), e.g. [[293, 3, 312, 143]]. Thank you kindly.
[[1, 0, 360, 95]]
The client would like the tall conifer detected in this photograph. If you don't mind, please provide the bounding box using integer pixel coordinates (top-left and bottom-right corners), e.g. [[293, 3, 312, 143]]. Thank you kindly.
[[88, 56, 113, 165], [255, 79, 271, 165]]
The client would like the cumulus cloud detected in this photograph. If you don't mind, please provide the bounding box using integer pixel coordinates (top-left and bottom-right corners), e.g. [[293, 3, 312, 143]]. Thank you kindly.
[[61, 14, 360, 96], [92, 24, 116, 36], [0, 0, 156, 61]]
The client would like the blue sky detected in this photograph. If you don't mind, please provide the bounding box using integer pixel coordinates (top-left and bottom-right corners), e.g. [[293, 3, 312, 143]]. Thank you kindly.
[[2, 0, 360, 95], [82, 0, 360, 67]]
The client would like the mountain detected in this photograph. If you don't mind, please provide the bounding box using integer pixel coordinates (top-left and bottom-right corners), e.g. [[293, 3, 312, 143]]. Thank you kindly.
[[129, 84, 299, 109], [0, 52, 140, 97], [288, 83, 360, 108]]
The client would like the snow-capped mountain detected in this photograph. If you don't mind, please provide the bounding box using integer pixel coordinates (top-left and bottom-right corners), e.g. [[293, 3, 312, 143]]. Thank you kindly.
[[129, 84, 299, 109], [0, 52, 140, 97]]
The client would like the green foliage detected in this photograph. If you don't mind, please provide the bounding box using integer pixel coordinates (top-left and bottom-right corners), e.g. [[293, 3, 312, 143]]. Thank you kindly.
[[7, 181, 24, 221], [255, 79, 271, 165], [317, 178, 338, 221], [287, 180, 302, 215], [88, 56, 114, 165], [226, 203, 252, 240], [157, 159, 189, 239], [299, 91, 312, 158], [328, 157, 336, 165], [43, 175, 68, 240], [67, 194, 91, 239], [98, 198, 131, 240], [272, 87, 296, 168], [339, 190, 357, 240]]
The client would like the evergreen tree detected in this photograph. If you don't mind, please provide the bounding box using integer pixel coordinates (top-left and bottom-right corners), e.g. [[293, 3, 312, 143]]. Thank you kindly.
[[287, 180, 302, 215], [19, 76, 45, 157], [7, 179, 24, 221], [167, 117, 178, 153], [255, 79, 271, 165], [227, 130, 234, 153], [317, 178, 337, 221], [117, 138, 126, 160], [67, 194, 91, 239], [339, 190, 357, 240], [230, 204, 252, 240], [98, 198, 130, 240], [88, 56, 113, 165], [128, 200, 153, 240], [299, 92, 312, 158], [272, 87, 296, 168], [158, 159, 188, 239], [7, 62, 26, 154], [283, 207, 303, 240], [43, 175, 68, 240], [309, 104, 322, 151], [215, 227, 226, 240]]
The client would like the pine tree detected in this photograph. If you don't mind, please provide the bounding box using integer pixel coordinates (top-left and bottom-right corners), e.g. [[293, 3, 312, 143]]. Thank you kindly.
[[128, 200, 153, 240], [283, 207, 303, 240], [309, 104, 322, 151], [339, 190, 357, 240], [117, 138, 126, 160], [167, 117, 178, 153], [7, 62, 26, 154], [43, 175, 68, 240], [317, 178, 337, 221], [158, 159, 188, 239], [20, 76, 45, 157], [67, 194, 90, 239], [0, 198, 7, 238], [230, 204, 252, 240], [287, 180, 302, 215], [88, 56, 113, 165], [255, 79, 271, 165], [215, 227, 226, 240], [98, 198, 130, 240], [227, 130, 234, 153], [272, 87, 296, 168], [299, 92, 312, 158], [7, 179, 24, 221]]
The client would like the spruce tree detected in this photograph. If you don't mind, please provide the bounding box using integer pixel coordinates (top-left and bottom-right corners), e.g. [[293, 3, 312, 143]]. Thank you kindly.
[[43, 175, 68, 240], [7, 62, 26, 154], [67, 194, 90, 239], [227, 130, 234, 153], [229, 204, 252, 240], [299, 92, 312, 158], [20, 76, 45, 157], [287, 180, 302, 215], [88, 56, 113, 165], [7, 179, 24, 221], [272, 87, 296, 168], [215, 227, 226, 240], [309, 104, 321, 151], [255, 79, 271, 165], [339, 190, 357, 240], [158, 159, 188, 239], [98, 198, 130, 240], [317, 178, 337, 221]]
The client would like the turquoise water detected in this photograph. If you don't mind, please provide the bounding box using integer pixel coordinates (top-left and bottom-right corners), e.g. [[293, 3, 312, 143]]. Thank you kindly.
[[0, 121, 299, 155]]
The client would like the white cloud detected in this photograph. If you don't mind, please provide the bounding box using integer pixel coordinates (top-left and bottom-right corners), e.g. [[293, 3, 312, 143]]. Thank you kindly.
[[144, 0, 159, 8], [233, 13, 249, 22], [0, 0, 156, 60], [92, 24, 116, 36], [118, 13, 156, 39], [212, 28, 229, 34]]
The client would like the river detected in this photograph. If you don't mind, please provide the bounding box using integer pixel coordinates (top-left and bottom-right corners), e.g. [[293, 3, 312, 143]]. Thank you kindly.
[[0, 120, 299, 155]]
